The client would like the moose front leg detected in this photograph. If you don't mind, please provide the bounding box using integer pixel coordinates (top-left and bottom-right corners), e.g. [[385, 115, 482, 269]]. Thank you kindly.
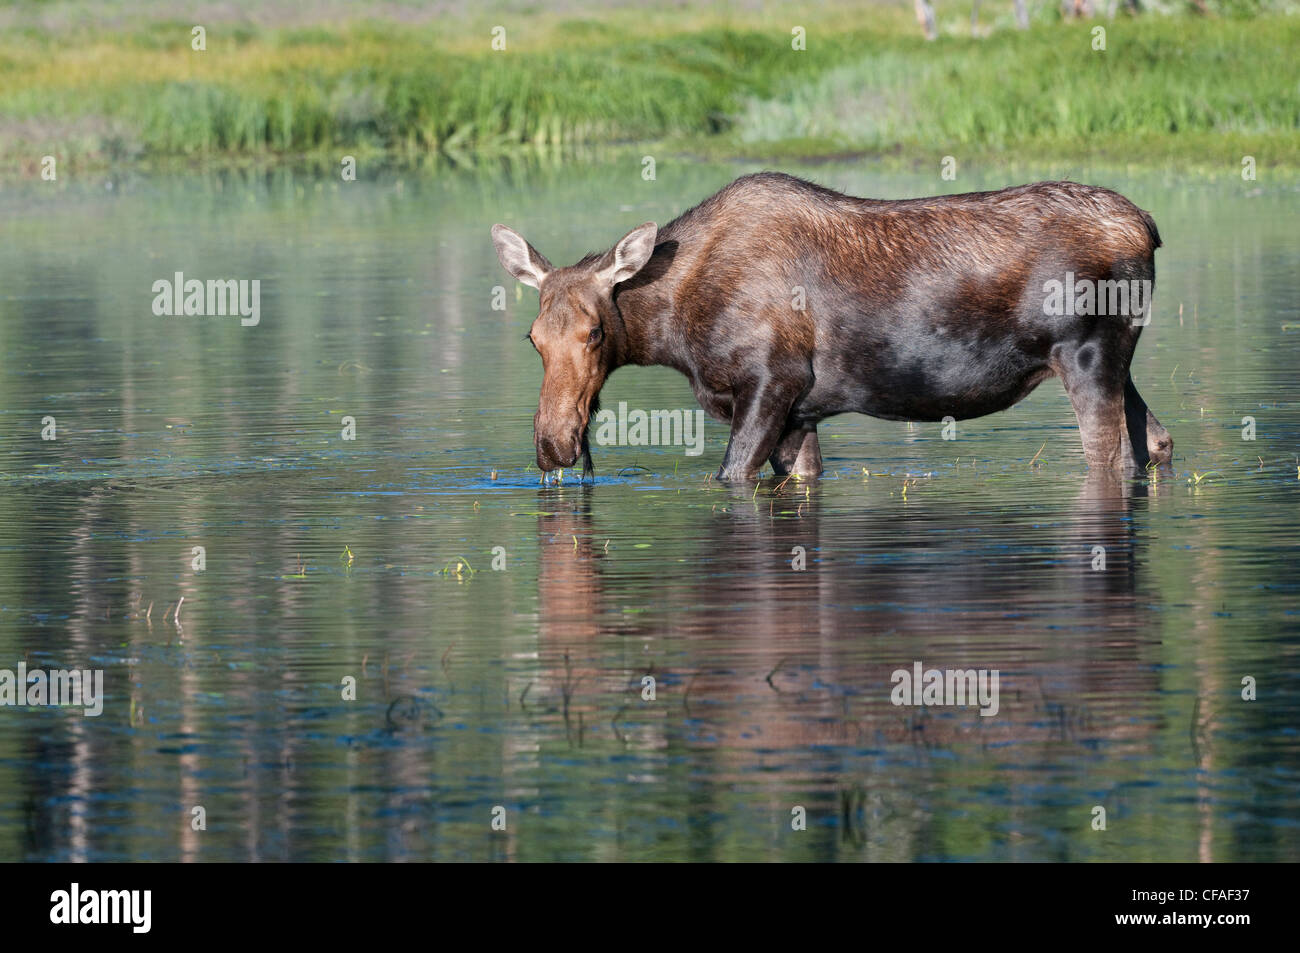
[[579, 430, 594, 482], [717, 380, 802, 482]]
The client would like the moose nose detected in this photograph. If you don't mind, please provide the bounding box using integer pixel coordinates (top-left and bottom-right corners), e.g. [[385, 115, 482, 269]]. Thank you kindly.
[[536, 433, 580, 472]]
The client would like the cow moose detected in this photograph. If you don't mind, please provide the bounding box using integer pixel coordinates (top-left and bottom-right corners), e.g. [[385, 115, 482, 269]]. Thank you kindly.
[[492, 172, 1171, 482]]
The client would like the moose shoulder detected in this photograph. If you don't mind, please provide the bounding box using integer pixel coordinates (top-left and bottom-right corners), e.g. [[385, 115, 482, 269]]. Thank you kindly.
[[491, 172, 1172, 481]]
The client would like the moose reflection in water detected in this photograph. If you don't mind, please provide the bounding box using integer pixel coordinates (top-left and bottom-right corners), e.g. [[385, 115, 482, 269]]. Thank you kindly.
[[514, 471, 1191, 855]]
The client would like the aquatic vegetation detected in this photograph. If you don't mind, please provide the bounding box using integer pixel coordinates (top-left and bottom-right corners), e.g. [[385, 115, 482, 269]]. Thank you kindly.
[[438, 557, 478, 579]]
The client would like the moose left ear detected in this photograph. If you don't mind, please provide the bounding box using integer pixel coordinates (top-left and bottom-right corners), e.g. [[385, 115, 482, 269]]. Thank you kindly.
[[598, 222, 658, 288]]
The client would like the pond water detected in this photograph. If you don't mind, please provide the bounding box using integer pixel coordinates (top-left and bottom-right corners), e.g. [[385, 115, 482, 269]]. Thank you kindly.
[[1, 159, 1297, 861]]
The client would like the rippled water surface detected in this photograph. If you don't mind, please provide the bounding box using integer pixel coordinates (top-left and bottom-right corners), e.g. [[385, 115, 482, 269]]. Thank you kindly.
[[1, 162, 1298, 861]]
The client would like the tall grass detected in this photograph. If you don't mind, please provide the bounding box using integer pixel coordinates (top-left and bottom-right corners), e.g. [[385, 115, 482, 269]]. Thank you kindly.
[[1, 24, 871, 159], [735, 18, 1300, 161], [1, 10, 1297, 167]]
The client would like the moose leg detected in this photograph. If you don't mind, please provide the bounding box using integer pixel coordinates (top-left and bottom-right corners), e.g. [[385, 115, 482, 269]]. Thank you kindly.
[[1057, 343, 1131, 470], [579, 430, 594, 482], [1124, 375, 1173, 466], [769, 424, 823, 478], [718, 381, 803, 482]]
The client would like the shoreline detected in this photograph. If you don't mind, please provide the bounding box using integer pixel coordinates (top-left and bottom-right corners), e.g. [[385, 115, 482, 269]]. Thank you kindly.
[[5, 141, 1298, 185]]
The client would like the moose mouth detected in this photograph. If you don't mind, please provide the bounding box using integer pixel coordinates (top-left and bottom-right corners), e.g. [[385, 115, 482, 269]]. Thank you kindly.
[[536, 435, 580, 472]]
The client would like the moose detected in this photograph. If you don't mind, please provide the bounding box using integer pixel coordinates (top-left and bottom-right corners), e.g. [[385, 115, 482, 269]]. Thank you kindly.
[[491, 172, 1172, 482]]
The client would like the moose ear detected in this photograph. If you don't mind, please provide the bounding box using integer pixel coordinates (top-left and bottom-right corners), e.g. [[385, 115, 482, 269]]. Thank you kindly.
[[491, 224, 553, 289], [598, 222, 658, 288]]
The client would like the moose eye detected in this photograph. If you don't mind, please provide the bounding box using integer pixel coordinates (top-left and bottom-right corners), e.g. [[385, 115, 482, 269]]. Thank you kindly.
[[588, 326, 603, 345]]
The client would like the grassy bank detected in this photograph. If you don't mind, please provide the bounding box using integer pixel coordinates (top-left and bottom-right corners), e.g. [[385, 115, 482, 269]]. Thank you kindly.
[[724, 15, 1300, 170], [1, 2, 1297, 171]]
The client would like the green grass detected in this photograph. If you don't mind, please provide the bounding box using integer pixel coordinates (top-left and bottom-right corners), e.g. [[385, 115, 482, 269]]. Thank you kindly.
[[721, 17, 1300, 170], [1, 5, 1297, 170]]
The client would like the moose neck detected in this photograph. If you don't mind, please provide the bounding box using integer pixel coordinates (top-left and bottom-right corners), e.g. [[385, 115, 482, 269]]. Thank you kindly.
[[608, 240, 688, 374]]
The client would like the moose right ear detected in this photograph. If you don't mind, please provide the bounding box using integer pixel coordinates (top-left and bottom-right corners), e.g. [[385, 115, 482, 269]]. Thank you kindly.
[[491, 224, 553, 290]]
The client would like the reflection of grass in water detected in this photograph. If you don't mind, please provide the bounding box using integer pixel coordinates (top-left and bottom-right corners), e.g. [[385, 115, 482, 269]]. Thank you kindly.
[[2, 10, 1297, 168]]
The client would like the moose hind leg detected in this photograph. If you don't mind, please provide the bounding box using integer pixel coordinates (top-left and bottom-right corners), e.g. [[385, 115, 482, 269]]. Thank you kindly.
[[769, 425, 823, 478]]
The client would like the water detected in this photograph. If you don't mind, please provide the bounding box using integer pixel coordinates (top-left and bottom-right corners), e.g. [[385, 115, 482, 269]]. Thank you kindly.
[[1, 161, 1298, 861]]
